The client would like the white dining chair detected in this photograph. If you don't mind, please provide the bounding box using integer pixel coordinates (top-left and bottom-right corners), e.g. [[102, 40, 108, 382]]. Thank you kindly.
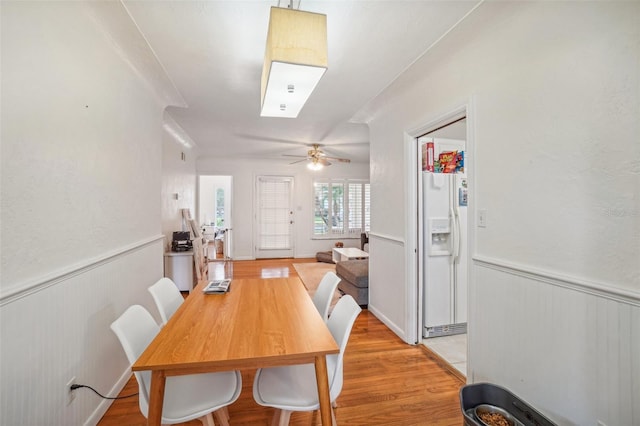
[[252, 295, 362, 426], [312, 271, 342, 322], [110, 305, 241, 426], [148, 277, 184, 325]]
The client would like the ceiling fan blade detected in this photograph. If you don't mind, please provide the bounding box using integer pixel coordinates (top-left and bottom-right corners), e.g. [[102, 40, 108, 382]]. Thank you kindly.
[[281, 143, 351, 167], [324, 156, 351, 163], [289, 158, 308, 165]]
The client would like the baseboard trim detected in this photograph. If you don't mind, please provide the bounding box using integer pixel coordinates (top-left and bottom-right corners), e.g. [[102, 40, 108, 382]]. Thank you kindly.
[[474, 255, 640, 307], [0, 235, 164, 306], [84, 367, 132, 426], [295, 253, 317, 259], [419, 344, 467, 383], [367, 304, 411, 344]]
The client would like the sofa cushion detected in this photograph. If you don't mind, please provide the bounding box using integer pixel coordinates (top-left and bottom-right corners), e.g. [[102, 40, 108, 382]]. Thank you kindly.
[[336, 260, 368, 288]]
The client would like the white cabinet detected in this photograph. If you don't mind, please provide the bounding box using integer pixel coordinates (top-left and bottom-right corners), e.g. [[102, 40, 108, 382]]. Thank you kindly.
[[164, 251, 195, 292]]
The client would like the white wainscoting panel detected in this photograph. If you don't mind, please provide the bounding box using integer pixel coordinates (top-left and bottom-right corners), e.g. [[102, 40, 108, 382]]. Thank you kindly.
[[469, 262, 639, 426], [367, 232, 411, 342], [0, 238, 164, 426]]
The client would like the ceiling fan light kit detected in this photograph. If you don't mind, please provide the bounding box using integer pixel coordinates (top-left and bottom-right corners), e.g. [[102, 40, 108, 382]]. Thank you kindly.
[[307, 159, 324, 171], [285, 143, 351, 171], [260, 6, 327, 118]]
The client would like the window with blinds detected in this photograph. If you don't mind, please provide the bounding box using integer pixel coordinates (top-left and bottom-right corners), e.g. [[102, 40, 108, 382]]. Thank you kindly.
[[313, 179, 370, 237], [331, 182, 344, 234], [257, 177, 292, 250]]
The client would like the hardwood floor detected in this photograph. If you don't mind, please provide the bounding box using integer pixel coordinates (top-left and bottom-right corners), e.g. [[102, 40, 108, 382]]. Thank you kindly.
[[98, 258, 465, 425]]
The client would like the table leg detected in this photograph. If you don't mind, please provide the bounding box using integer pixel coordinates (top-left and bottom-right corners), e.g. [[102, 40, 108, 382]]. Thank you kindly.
[[314, 355, 333, 426], [147, 370, 166, 425]]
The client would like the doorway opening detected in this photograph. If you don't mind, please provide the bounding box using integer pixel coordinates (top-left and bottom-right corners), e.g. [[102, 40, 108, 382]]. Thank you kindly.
[[198, 175, 233, 262], [405, 104, 475, 376], [417, 117, 468, 378]]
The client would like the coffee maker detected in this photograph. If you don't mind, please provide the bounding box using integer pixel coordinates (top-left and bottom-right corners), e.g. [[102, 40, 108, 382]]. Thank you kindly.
[[171, 231, 193, 252]]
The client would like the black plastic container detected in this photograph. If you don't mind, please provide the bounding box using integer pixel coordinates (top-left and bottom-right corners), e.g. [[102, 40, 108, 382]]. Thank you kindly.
[[460, 383, 557, 426]]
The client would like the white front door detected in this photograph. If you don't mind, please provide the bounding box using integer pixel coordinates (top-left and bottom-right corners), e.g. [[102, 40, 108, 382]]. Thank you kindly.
[[255, 176, 294, 258]]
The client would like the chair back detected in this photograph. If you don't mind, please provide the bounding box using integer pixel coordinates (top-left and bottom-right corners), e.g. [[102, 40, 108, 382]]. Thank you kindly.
[[325, 295, 361, 400], [148, 277, 184, 325], [110, 305, 159, 416], [312, 271, 342, 322]]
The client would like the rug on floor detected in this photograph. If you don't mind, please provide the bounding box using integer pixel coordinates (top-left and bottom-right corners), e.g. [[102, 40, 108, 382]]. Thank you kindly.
[[293, 262, 342, 307]]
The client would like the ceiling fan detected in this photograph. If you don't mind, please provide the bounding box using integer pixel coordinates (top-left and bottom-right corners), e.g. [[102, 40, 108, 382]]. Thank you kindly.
[[283, 144, 351, 170]]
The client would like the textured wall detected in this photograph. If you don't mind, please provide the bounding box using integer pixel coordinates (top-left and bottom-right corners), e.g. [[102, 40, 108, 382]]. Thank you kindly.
[[365, 1, 639, 425], [0, 1, 173, 292], [0, 2, 184, 424], [367, 1, 639, 292]]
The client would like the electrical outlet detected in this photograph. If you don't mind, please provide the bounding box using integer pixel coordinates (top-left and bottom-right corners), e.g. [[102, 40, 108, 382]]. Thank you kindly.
[[66, 376, 76, 405]]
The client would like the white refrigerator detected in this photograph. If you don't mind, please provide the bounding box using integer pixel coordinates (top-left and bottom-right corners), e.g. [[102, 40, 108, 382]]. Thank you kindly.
[[421, 139, 468, 338]]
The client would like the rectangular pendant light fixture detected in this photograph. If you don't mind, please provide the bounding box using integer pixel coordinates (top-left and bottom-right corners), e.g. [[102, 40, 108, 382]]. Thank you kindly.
[[261, 6, 327, 118]]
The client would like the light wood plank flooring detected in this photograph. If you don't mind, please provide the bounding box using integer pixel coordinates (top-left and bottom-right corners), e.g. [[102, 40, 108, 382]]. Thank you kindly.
[[98, 258, 465, 425]]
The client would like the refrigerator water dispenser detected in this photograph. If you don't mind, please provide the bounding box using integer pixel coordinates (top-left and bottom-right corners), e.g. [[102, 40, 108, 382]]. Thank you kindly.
[[428, 217, 451, 256]]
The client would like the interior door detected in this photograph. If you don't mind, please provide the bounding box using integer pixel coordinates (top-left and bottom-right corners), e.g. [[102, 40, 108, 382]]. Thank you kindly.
[[255, 176, 294, 258]]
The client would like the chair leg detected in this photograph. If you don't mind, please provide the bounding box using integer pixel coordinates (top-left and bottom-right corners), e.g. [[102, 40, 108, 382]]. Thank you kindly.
[[271, 409, 280, 426], [271, 409, 292, 426], [270, 409, 281, 426], [214, 409, 230, 426], [221, 406, 230, 421], [279, 410, 292, 426], [198, 413, 215, 426]]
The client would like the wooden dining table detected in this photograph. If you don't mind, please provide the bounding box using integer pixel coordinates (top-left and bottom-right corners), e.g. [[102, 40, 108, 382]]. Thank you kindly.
[[132, 276, 339, 426]]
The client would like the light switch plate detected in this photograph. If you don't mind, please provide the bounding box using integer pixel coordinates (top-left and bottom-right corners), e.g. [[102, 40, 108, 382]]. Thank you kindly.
[[478, 209, 487, 228]]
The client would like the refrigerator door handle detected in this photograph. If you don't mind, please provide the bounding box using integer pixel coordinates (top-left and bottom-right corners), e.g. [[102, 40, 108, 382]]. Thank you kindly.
[[451, 174, 461, 264], [454, 206, 461, 263], [450, 205, 459, 262]]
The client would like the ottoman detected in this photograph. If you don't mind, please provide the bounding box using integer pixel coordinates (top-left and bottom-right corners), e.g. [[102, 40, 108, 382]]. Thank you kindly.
[[335, 259, 369, 307], [315, 251, 334, 264]]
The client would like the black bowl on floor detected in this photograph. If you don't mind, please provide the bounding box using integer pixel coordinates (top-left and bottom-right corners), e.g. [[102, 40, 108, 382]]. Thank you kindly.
[[460, 383, 557, 426]]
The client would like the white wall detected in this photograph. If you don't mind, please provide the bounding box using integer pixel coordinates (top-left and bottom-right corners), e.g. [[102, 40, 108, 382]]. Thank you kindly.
[[197, 157, 370, 260], [363, 2, 639, 425], [0, 2, 186, 424]]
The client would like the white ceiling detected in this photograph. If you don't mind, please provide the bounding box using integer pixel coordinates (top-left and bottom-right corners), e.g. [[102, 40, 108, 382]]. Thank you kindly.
[[123, 0, 479, 164]]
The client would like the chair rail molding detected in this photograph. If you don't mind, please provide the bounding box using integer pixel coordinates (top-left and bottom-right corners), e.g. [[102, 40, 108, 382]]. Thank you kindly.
[[368, 231, 404, 245], [473, 255, 640, 307], [0, 235, 165, 306]]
